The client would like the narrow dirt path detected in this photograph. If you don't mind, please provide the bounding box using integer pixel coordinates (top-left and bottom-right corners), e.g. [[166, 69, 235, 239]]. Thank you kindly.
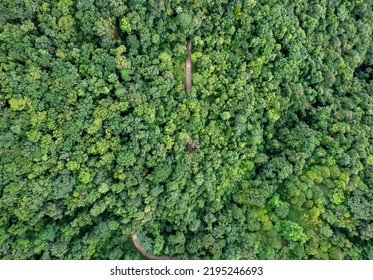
[[185, 39, 192, 93], [131, 234, 180, 260], [131, 40, 194, 260]]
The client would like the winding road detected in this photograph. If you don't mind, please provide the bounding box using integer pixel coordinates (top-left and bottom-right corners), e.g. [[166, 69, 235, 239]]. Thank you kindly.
[[185, 39, 192, 93], [131, 40, 193, 260]]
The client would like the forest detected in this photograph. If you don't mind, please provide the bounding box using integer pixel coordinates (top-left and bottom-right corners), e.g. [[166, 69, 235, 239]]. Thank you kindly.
[[0, 0, 372, 260]]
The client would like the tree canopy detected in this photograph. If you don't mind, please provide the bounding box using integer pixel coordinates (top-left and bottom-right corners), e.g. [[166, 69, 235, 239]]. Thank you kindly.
[[0, 0, 372, 260]]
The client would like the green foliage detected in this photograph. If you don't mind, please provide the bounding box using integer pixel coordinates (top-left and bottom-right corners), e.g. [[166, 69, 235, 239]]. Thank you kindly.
[[119, 17, 131, 33], [280, 221, 308, 244], [0, 0, 372, 260]]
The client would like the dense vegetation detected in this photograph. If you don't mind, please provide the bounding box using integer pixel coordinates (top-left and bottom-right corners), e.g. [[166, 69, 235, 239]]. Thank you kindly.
[[0, 0, 372, 260]]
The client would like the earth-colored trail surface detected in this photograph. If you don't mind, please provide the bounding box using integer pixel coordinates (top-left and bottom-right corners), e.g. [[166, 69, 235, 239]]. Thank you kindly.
[[185, 39, 192, 93], [131, 234, 180, 260], [131, 40, 193, 260]]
